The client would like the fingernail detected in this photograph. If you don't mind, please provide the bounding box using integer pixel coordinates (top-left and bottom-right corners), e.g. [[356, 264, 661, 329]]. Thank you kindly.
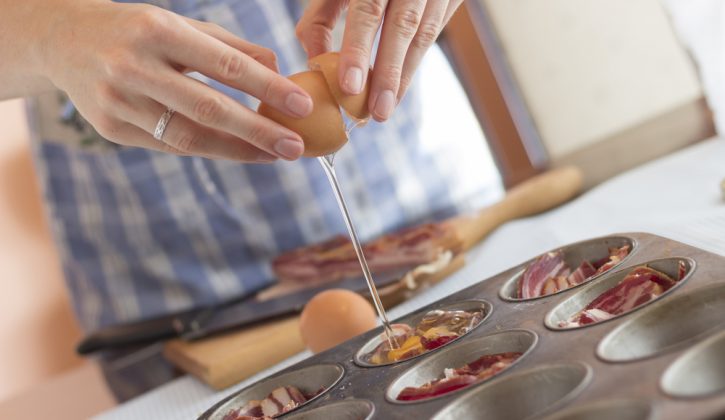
[[285, 92, 313, 117], [343, 67, 364, 95], [274, 138, 304, 160], [373, 90, 395, 120]]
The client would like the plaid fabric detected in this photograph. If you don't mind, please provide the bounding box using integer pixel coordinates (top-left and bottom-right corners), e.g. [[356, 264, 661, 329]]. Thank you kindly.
[[28, 0, 494, 332]]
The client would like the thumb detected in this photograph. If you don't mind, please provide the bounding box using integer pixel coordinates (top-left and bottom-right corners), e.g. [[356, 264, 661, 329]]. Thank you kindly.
[[296, 0, 346, 58]]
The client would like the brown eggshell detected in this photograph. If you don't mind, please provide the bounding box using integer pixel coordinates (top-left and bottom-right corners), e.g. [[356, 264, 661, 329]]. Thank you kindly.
[[299, 289, 378, 354], [308, 52, 372, 121], [258, 71, 346, 157]]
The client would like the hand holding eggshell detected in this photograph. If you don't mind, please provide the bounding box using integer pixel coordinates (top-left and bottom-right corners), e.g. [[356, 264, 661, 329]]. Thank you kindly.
[[258, 52, 371, 157]]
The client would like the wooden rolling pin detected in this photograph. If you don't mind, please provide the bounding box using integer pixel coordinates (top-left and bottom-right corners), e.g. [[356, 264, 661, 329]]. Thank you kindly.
[[163, 165, 583, 390], [447, 165, 583, 251], [369, 165, 583, 306]]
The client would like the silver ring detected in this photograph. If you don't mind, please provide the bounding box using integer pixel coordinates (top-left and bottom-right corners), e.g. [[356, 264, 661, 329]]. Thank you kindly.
[[153, 108, 175, 141]]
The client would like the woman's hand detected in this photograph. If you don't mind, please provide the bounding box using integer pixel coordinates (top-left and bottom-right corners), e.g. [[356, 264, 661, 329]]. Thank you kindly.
[[296, 0, 463, 122], [41, 1, 313, 162]]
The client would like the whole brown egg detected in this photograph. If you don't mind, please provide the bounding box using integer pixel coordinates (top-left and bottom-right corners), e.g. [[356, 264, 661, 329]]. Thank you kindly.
[[299, 289, 378, 354]]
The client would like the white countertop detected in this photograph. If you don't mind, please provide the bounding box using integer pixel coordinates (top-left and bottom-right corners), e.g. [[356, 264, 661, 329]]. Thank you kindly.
[[97, 138, 725, 420]]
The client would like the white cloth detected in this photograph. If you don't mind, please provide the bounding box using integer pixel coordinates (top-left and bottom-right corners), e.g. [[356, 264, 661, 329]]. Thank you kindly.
[[96, 138, 725, 419]]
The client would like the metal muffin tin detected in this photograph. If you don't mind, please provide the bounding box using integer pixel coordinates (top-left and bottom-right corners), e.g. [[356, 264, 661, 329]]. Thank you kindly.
[[283, 399, 375, 420], [199, 233, 725, 420], [539, 398, 654, 420], [661, 329, 725, 399]]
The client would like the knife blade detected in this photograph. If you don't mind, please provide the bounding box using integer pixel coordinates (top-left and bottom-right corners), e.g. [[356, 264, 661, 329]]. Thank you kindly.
[[76, 266, 412, 354], [178, 266, 414, 340], [75, 307, 203, 355]]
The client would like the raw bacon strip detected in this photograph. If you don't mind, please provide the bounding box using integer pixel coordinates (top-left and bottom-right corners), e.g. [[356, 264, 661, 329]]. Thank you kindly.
[[397, 374, 478, 401], [584, 266, 675, 312], [224, 401, 263, 420], [518, 251, 567, 299], [396, 352, 522, 401], [225, 386, 315, 420], [518, 245, 631, 299], [233, 417, 272, 420], [593, 245, 631, 275], [271, 236, 350, 282], [453, 352, 521, 377], [541, 278, 559, 296], [560, 265, 679, 328], [272, 223, 463, 284], [541, 273, 574, 296], [678, 260, 687, 280], [421, 335, 457, 351], [558, 308, 614, 328], [578, 308, 615, 325], [556, 275, 570, 290], [568, 261, 596, 285]]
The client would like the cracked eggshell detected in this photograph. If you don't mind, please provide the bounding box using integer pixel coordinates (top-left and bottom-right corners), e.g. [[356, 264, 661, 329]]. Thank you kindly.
[[308, 52, 372, 121], [258, 71, 347, 157]]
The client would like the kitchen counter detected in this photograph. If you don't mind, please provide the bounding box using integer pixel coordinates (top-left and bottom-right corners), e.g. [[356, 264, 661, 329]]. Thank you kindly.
[[96, 138, 725, 420]]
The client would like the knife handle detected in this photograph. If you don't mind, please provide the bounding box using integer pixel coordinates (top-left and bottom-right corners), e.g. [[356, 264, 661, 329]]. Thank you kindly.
[[76, 312, 196, 355]]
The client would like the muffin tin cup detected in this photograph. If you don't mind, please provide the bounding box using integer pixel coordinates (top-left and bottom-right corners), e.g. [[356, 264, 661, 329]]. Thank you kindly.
[[385, 329, 538, 404], [545, 257, 695, 331], [431, 363, 593, 420], [198, 364, 344, 420], [283, 399, 375, 420], [661, 329, 725, 399], [598, 282, 725, 362], [199, 233, 725, 420], [499, 235, 636, 302], [539, 399, 654, 420], [354, 299, 492, 368]]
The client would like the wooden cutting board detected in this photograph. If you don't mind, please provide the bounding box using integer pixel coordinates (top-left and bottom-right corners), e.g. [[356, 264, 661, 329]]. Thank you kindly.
[[164, 316, 304, 390], [163, 166, 583, 390], [162, 254, 466, 390]]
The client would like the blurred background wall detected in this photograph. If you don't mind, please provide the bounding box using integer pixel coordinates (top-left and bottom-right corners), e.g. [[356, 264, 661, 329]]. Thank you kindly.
[[482, 0, 703, 158], [0, 99, 114, 417], [452, 0, 715, 188], [0, 98, 80, 398]]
